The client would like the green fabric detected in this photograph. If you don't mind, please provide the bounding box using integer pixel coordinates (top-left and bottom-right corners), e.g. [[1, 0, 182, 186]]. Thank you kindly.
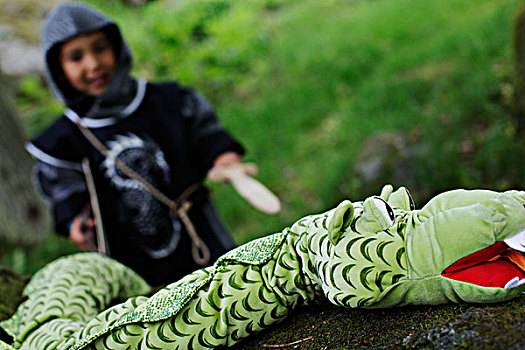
[[0, 340, 15, 350], [2, 185, 525, 349]]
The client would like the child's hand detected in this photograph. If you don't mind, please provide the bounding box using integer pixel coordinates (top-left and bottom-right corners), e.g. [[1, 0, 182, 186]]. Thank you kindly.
[[212, 152, 242, 168], [69, 206, 98, 251]]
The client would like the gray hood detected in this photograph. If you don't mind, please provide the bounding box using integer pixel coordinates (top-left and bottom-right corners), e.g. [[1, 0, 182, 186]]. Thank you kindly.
[[42, 2, 138, 118]]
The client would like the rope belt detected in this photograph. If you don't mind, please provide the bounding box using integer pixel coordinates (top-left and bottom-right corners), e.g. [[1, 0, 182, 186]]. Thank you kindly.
[[76, 121, 211, 266]]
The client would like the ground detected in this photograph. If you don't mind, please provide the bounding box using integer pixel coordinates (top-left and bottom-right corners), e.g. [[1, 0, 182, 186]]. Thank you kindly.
[[232, 297, 525, 349], [1, 266, 525, 349], [0, 268, 27, 322]]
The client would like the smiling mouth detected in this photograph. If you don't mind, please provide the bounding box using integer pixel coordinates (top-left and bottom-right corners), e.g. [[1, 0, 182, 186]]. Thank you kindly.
[[87, 75, 109, 88], [442, 229, 525, 289], [89, 78, 107, 88]]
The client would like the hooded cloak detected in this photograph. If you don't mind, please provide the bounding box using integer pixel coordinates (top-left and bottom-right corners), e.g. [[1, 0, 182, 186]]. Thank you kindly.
[[41, 2, 138, 118], [26, 2, 244, 286]]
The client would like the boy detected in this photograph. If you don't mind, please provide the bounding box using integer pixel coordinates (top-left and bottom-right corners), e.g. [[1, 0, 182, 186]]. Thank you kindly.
[[26, 2, 244, 286]]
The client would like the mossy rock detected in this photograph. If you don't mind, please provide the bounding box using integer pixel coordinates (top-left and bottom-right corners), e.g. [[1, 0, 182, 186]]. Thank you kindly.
[[0, 266, 27, 322], [232, 296, 525, 349], [352, 131, 431, 204], [2, 267, 525, 349]]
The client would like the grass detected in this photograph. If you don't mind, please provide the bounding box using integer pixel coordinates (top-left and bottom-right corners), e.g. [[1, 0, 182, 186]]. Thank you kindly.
[[3, 0, 525, 274], [207, 0, 524, 242]]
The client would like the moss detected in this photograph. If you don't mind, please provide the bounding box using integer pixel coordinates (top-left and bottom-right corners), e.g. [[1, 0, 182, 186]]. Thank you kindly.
[[405, 296, 525, 349], [231, 296, 525, 349], [1, 266, 525, 349], [0, 267, 27, 322]]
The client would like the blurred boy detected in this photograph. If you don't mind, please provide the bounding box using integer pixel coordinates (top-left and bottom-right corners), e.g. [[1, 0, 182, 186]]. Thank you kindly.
[[27, 2, 244, 286]]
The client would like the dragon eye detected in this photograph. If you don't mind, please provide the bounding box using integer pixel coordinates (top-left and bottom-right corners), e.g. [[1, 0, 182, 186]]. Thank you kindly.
[[405, 188, 415, 210], [372, 196, 395, 225]]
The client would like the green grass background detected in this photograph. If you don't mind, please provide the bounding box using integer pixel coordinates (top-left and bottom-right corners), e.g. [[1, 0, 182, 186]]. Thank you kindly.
[[6, 0, 525, 274]]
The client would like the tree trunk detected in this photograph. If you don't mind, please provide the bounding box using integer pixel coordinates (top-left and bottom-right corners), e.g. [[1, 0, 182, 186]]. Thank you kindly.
[[0, 76, 49, 253], [513, 3, 525, 136]]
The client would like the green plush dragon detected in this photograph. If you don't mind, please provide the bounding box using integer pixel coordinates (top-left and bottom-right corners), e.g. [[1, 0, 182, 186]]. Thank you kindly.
[[2, 185, 525, 350]]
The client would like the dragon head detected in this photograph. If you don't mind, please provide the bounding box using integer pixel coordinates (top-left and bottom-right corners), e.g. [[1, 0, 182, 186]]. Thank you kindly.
[[321, 185, 525, 308]]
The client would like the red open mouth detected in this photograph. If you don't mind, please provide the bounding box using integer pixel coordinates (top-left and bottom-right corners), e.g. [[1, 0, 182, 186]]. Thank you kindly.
[[442, 231, 525, 289]]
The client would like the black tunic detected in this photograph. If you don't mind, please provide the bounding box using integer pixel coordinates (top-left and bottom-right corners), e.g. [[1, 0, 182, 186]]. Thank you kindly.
[[27, 81, 244, 286]]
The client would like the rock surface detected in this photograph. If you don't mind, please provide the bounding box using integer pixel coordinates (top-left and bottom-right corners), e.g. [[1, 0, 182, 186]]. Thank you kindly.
[[0, 267, 27, 323], [0, 0, 63, 77], [0, 36, 44, 77], [232, 296, 525, 349], [1, 265, 525, 349], [353, 131, 432, 203]]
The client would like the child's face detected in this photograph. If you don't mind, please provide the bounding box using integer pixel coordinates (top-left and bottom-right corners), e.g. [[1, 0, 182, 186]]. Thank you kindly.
[[59, 31, 117, 97]]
